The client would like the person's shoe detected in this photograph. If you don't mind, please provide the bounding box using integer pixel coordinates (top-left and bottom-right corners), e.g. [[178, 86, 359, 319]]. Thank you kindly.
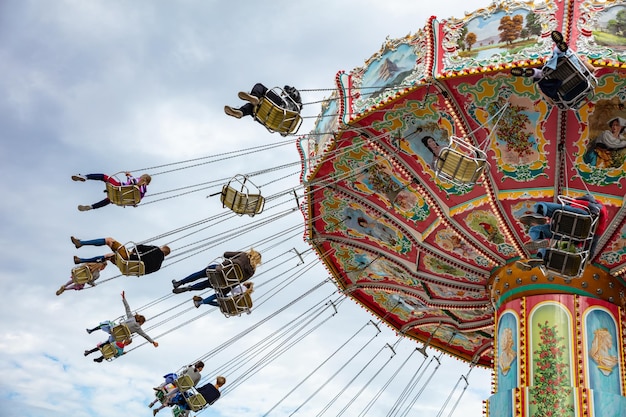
[[238, 91, 260, 106], [94, 357, 104, 363], [192, 296, 202, 308], [86, 328, 93, 334], [511, 68, 535, 77], [84, 350, 90, 356], [524, 239, 550, 252], [172, 287, 188, 294], [171, 279, 180, 288], [74, 256, 82, 265], [519, 213, 547, 226], [71, 174, 87, 182], [153, 410, 159, 416], [551, 30, 568, 52], [224, 106, 243, 119], [71, 236, 82, 248], [516, 258, 544, 271], [78, 205, 92, 211], [56, 286, 66, 296]]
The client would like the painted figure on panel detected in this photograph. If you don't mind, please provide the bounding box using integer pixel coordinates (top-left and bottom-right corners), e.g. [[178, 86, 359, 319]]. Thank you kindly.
[[589, 327, 618, 376], [499, 327, 517, 376]]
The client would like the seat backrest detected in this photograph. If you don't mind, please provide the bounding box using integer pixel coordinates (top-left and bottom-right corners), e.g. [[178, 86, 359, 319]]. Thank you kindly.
[[550, 209, 595, 240], [220, 185, 242, 210], [115, 253, 145, 276], [254, 97, 302, 135], [544, 249, 585, 278], [71, 265, 94, 285], [99, 342, 118, 359], [185, 393, 207, 411], [105, 182, 142, 207], [175, 375, 195, 392], [217, 292, 252, 317], [220, 185, 266, 216], [541, 55, 596, 109], [111, 323, 132, 342], [435, 148, 487, 186], [207, 268, 228, 289]]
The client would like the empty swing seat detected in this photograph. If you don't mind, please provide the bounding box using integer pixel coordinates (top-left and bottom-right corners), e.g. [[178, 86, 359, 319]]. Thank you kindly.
[[207, 259, 244, 290], [217, 292, 253, 318], [540, 53, 597, 110], [543, 248, 586, 278], [99, 342, 118, 360], [220, 184, 265, 216], [253, 87, 302, 136], [111, 323, 132, 342], [71, 265, 94, 285], [434, 136, 488, 187]]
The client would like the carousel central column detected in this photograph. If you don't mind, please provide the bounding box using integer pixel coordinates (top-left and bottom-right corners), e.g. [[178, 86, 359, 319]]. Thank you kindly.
[[485, 263, 626, 417]]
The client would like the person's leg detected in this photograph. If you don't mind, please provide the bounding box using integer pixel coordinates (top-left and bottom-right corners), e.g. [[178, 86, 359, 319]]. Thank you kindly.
[[67, 282, 85, 291], [250, 83, 268, 98], [75, 255, 106, 264], [173, 269, 208, 287], [90, 198, 112, 210], [529, 224, 552, 241], [86, 174, 121, 186], [86, 321, 113, 334], [201, 293, 219, 306], [534, 202, 588, 218], [187, 280, 212, 291], [239, 103, 254, 117], [84, 346, 99, 356], [74, 237, 106, 247]]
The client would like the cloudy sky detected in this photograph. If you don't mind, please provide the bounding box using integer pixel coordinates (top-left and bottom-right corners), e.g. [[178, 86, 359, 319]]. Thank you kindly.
[[0, 1, 493, 417]]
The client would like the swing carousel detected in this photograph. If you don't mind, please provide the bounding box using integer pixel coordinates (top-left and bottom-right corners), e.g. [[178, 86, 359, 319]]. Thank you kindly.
[[299, 1, 626, 416]]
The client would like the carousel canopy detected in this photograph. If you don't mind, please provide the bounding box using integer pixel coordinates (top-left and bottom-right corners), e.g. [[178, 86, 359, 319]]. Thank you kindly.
[[299, 0, 626, 366]]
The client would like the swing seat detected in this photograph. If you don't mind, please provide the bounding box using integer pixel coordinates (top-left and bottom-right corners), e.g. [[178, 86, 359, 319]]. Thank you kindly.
[[115, 254, 145, 276], [71, 265, 94, 285], [543, 248, 586, 278], [220, 185, 265, 216], [99, 342, 118, 360], [174, 375, 194, 392], [253, 87, 302, 136], [207, 258, 244, 289], [434, 136, 488, 187], [114, 242, 146, 276], [105, 182, 142, 207], [185, 393, 207, 411], [540, 53, 597, 110], [217, 292, 253, 318], [550, 210, 596, 240], [111, 323, 132, 342], [219, 174, 265, 216]]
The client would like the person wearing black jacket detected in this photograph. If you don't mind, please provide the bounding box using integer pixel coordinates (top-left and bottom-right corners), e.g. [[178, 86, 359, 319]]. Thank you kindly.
[[71, 236, 170, 275], [224, 83, 302, 119]]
